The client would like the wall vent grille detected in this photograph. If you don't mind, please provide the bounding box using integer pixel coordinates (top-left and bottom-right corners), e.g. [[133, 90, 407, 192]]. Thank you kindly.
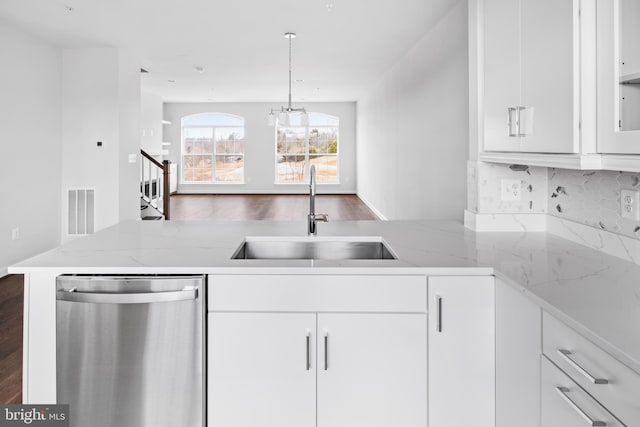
[[67, 189, 95, 235]]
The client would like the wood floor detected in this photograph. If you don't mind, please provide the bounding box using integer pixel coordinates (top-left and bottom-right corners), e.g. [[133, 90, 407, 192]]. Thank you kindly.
[[170, 194, 379, 221], [0, 274, 23, 404]]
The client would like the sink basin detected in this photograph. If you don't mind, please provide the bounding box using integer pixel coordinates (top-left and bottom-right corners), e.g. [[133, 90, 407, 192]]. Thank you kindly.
[[231, 236, 397, 260]]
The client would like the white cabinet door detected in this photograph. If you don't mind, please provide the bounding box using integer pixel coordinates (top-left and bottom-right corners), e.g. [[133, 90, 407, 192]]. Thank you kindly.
[[316, 313, 427, 427], [483, 0, 521, 152], [495, 278, 541, 427], [483, 0, 580, 153], [428, 276, 495, 427], [208, 313, 316, 427], [597, 0, 640, 153], [541, 356, 623, 427], [520, 0, 578, 153]]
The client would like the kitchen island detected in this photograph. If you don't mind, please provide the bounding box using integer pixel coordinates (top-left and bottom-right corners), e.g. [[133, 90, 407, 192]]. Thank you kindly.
[[9, 219, 640, 427]]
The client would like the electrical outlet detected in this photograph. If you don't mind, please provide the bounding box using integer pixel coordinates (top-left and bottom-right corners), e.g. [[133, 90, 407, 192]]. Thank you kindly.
[[11, 228, 19, 241], [501, 179, 522, 201], [621, 189, 640, 220]]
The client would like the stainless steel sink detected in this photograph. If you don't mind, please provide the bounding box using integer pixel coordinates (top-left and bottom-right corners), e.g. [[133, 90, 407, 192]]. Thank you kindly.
[[231, 237, 397, 260]]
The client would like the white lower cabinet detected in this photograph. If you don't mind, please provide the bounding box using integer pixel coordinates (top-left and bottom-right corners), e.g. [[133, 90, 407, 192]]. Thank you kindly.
[[208, 313, 317, 427], [428, 276, 495, 427], [208, 274, 497, 427], [208, 311, 427, 427], [495, 278, 541, 427], [541, 356, 623, 427], [316, 313, 427, 427]]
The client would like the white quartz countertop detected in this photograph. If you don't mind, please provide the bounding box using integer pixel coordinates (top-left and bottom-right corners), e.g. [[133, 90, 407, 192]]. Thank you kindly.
[[9, 219, 640, 375]]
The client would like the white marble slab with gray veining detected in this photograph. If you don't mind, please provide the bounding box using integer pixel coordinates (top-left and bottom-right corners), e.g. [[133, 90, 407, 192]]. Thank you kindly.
[[9, 219, 640, 374]]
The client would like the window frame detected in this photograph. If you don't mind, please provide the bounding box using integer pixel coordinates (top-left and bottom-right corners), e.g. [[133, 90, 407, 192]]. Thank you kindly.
[[274, 113, 340, 185], [181, 113, 245, 185]]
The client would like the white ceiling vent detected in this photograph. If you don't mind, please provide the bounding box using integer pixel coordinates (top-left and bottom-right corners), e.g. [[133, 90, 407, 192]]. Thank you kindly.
[[68, 189, 95, 235]]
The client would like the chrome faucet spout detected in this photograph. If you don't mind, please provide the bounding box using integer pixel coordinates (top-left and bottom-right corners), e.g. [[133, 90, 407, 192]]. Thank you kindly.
[[308, 165, 328, 235]]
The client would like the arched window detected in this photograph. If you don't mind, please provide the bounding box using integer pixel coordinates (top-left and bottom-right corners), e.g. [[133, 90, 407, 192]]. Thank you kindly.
[[275, 112, 339, 184], [181, 113, 245, 184]]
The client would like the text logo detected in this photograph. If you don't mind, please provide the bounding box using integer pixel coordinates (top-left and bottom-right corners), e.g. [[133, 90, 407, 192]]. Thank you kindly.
[[0, 405, 69, 427]]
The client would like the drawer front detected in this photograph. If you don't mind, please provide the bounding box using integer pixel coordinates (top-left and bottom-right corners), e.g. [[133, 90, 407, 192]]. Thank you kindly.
[[543, 311, 640, 425], [209, 275, 427, 313], [541, 356, 623, 427]]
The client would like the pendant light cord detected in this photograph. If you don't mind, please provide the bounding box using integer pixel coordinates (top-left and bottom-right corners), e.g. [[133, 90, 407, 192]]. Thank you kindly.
[[288, 34, 293, 111]]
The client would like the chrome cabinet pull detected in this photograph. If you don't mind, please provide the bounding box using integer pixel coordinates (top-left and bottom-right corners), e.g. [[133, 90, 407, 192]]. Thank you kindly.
[[306, 332, 311, 371], [556, 387, 606, 426], [558, 350, 609, 385], [517, 106, 534, 136], [436, 295, 443, 333], [508, 107, 519, 137], [517, 106, 525, 136], [324, 332, 329, 371]]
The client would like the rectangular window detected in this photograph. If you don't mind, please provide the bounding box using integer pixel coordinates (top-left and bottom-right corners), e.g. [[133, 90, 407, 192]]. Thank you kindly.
[[275, 113, 339, 184], [182, 114, 245, 184]]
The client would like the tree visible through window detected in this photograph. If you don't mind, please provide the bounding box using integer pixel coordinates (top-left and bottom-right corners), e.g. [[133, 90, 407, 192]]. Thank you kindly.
[[182, 113, 245, 183], [276, 113, 339, 183]]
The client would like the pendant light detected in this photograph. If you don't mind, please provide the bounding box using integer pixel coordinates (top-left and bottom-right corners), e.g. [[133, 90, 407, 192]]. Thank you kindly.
[[268, 32, 308, 127]]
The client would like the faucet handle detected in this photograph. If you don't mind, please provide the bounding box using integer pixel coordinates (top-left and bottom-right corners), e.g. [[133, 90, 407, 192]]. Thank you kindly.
[[315, 213, 329, 223]]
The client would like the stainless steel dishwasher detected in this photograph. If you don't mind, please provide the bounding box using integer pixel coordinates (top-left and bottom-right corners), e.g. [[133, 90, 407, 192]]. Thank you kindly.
[[56, 275, 204, 427]]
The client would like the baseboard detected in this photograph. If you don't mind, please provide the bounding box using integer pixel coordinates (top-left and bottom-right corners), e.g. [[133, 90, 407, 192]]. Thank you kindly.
[[356, 195, 388, 221], [547, 215, 640, 265], [174, 190, 358, 195], [464, 210, 547, 232]]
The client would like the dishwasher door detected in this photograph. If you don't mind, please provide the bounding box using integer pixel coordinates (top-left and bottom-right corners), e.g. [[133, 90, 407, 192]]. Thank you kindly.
[[56, 275, 204, 427]]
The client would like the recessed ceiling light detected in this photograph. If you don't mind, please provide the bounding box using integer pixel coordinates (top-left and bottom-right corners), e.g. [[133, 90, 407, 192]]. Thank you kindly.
[[295, 79, 304, 83], [64, 5, 74, 12], [168, 79, 176, 83], [195, 66, 204, 74]]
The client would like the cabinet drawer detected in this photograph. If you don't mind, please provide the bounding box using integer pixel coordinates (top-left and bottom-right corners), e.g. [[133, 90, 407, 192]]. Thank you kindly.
[[543, 311, 640, 425], [541, 356, 623, 427], [209, 275, 427, 313]]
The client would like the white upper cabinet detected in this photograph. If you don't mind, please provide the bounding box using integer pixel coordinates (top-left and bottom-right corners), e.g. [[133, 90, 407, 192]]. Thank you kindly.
[[597, 0, 640, 153], [483, 0, 521, 151], [483, 0, 586, 154]]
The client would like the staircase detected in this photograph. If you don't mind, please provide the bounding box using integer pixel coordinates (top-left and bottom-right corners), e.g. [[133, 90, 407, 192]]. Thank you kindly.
[[141, 149, 171, 220]]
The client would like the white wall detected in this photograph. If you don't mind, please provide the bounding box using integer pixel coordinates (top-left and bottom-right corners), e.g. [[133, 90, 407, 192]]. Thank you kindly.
[[357, 0, 469, 220], [140, 91, 163, 154], [61, 48, 140, 241], [0, 23, 62, 275], [163, 102, 357, 194], [118, 51, 142, 222]]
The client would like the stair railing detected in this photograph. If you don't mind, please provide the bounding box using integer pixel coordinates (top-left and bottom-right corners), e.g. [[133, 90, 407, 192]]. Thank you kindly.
[[140, 149, 171, 220]]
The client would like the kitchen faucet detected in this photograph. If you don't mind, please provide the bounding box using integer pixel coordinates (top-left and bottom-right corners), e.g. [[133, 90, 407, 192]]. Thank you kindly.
[[308, 165, 328, 235]]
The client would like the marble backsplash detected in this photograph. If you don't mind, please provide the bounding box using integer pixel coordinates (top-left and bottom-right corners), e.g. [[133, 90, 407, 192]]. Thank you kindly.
[[468, 161, 548, 214], [548, 169, 640, 240]]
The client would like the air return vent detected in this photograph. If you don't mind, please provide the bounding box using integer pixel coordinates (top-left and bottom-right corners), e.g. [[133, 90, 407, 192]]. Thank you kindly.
[[68, 189, 95, 235]]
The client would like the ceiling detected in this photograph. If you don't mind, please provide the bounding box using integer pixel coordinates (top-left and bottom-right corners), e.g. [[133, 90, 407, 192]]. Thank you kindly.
[[0, 0, 456, 103]]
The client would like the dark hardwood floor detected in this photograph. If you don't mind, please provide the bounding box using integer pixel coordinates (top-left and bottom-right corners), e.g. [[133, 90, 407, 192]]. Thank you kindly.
[[170, 194, 379, 221], [0, 274, 23, 404]]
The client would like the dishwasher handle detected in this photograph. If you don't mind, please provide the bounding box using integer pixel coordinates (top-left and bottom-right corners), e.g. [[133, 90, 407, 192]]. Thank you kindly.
[[56, 287, 198, 304]]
